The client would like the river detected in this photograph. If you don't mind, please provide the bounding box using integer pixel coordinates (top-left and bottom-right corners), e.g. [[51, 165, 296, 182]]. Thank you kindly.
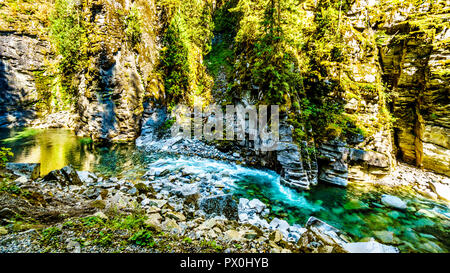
[[1, 127, 449, 253]]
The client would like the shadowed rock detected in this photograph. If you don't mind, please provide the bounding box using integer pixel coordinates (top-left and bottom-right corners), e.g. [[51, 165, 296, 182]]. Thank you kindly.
[[199, 194, 238, 220], [43, 165, 83, 186]]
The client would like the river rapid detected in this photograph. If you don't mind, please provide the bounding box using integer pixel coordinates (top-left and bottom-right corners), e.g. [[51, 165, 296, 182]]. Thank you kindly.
[[1, 128, 449, 253]]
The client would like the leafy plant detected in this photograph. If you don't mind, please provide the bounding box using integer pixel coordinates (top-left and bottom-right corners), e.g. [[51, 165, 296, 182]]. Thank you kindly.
[[41, 227, 62, 246], [0, 147, 13, 167], [49, 0, 87, 101], [129, 230, 155, 247], [95, 231, 113, 247], [81, 216, 105, 227]]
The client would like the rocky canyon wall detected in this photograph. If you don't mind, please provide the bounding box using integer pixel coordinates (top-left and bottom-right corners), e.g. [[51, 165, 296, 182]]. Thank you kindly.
[[0, 0, 448, 182]]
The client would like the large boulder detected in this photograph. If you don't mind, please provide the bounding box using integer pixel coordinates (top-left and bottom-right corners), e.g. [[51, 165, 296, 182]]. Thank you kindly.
[[298, 217, 349, 253], [198, 194, 238, 220], [5, 163, 40, 180], [381, 194, 407, 210], [43, 165, 83, 186], [430, 182, 450, 202]]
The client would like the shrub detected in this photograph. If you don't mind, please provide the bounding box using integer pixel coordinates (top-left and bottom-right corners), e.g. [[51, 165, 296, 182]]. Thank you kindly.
[[0, 147, 13, 168], [129, 230, 155, 247]]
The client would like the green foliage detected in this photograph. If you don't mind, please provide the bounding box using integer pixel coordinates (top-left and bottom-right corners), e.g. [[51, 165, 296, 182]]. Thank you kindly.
[[0, 147, 13, 168], [79, 137, 93, 145], [159, 0, 214, 106], [206, 39, 234, 78], [49, 0, 87, 101], [33, 70, 55, 113], [230, 0, 307, 105], [41, 227, 62, 246], [94, 231, 113, 247], [111, 214, 146, 231], [160, 11, 191, 105], [124, 5, 142, 48], [200, 239, 223, 252], [182, 237, 193, 244], [81, 216, 105, 227], [129, 229, 155, 247], [0, 180, 21, 195], [161, 118, 175, 131]]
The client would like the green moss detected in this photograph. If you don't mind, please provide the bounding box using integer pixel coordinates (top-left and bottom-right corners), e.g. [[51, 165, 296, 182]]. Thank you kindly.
[[40, 226, 62, 246], [124, 5, 142, 48], [1, 128, 39, 144], [79, 137, 93, 145]]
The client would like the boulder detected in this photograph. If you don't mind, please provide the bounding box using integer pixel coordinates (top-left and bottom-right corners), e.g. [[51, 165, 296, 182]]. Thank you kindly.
[[298, 217, 349, 253], [343, 239, 399, 253], [224, 230, 242, 241], [198, 194, 238, 220], [430, 182, 450, 202], [145, 213, 162, 232], [5, 163, 40, 180], [43, 165, 82, 186], [381, 194, 407, 210], [248, 199, 266, 213], [77, 171, 97, 184]]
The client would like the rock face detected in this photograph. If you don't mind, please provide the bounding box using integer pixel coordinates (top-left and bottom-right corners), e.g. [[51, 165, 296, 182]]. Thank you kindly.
[[135, 105, 168, 146], [377, 1, 450, 176], [73, 0, 161, 142], [0, 0, 162, 142], [277, 121, 318, 191], [318, 140, 391, 186], [0, 33, 51, 128]]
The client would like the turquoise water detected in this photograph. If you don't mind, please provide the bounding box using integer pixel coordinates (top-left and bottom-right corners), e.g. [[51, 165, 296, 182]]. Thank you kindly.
[[1, 128, 449, 252]]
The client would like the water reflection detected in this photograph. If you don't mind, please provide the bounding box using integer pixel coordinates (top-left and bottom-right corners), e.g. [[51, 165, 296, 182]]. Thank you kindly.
[[0, 128, 146, 176]]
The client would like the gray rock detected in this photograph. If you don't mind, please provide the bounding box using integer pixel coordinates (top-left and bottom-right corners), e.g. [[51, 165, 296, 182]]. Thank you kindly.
[[199, 194, 238, 220], [248, 199, 266, 213], [43, 165, 82, 186], [270, 218, 290, 232], [343, 239, 399, 253], [5, 163, 40, 180], [77, 171, 97, 184], [66, 240, 81, 253], [381, 194, 407, 210]]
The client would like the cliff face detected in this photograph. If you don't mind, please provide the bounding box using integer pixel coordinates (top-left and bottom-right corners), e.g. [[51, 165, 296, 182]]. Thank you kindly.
[[377, 1, 449, 176], [317, 0, 449, 180], [0, 0, 448, 179], [0, 33, 51, 127], [72, 0, 161, 142], [0, 0, 53, 127], [0, 0, 163, 142]]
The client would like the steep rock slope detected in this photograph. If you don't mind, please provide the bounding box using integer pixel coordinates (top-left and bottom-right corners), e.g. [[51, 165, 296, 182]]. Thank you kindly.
[[0, 0, 54, 127], [376, 0, 449, 176], [0, 0, 448, 185]]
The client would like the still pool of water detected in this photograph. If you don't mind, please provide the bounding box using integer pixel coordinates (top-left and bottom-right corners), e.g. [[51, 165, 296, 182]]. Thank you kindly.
[[1, 128, 449, 253]]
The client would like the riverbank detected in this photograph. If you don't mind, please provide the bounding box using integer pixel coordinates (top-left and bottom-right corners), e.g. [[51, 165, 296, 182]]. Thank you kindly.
[[1, 157, 449, 253]]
